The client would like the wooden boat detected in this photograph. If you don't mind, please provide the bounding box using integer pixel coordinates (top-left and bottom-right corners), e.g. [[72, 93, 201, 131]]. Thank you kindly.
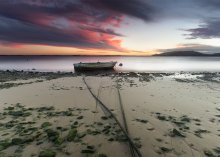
[[74, 61, 117, 71]]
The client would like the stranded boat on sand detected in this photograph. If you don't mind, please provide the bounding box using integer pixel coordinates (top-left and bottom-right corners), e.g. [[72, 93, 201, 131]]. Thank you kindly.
[[74, 61, 117, 71]]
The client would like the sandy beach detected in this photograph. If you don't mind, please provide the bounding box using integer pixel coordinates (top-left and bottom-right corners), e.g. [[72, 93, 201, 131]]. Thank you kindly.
[[0, 71, 220, 157]]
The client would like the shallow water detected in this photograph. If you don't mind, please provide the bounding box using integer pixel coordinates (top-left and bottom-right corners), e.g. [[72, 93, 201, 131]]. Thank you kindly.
[[0, 56, 220, 72]]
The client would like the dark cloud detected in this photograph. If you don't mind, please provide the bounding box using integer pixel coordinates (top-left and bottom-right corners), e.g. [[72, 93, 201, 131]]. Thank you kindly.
[[83, 0, 155, 21], [184, 19, 220, 39], [0, 16, 117, 49], [197, 0, 220, 9], [0, 0, 157, 50]]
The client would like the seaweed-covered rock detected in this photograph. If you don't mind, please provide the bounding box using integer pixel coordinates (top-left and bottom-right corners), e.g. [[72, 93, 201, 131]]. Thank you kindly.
[[67, 129, 77, 142], [135, 119, 148, 123], [160, 147, 173, 153], [87, 145, 95, 150], [77, 116, 83, 120], [11, 137, 34, 145], [203, 150, 214, 157], [157, 115, 166, 121], [4, 106, 14, 110], [46, 129, 60, 142], [170, 129, 185, 137], [101, 116, 108, 120], [39, 149, 56, 157], [194, 129, 210, 138], [11, 138, 23, 145]]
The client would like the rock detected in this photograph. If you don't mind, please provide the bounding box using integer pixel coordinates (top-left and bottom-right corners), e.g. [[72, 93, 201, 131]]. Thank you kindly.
[[67, 129, 77, 142], [39, 149, 56, 157]]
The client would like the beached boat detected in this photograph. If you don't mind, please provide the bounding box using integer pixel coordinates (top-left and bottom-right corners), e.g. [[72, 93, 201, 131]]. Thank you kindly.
[[74, 61, 117, 71]]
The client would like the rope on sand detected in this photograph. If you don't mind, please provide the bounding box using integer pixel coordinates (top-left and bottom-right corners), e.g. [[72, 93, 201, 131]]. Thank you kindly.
[[83, 77, 142, 157], [116, 80, 136, 157]]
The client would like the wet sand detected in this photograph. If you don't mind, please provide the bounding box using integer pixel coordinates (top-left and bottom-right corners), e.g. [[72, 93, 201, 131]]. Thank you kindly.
[[0, 71, 220, 157]]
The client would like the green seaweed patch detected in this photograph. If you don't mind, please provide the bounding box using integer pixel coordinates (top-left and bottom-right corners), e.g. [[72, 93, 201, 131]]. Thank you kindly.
[[67, 129, 77, 142], [41, 122, 52, 128], [39, 149, 56, 157], [11, 136, 34, 145], [8, 110, 31, 117], [0, 139, 11, 151], [19, 127, 38, 136]]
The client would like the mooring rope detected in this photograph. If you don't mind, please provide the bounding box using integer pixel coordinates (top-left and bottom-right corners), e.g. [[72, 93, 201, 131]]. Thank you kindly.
[[83, 77, 142, 157], [116, 79, 136, 157]]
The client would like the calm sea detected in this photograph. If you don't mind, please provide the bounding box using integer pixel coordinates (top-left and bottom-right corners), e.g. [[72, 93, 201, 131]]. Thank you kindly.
[[0, 56, 220, 72]]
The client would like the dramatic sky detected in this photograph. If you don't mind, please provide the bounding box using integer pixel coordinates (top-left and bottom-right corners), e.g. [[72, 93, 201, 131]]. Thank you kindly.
[[0, 0, 220, 55]]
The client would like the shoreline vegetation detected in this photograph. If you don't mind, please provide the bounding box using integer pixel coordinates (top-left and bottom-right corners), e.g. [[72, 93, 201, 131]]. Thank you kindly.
[[0, 70, 220, 157]]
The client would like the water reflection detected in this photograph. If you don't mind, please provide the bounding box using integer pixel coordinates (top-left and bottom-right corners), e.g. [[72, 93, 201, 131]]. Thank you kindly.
[[0, 56, 220, 72]]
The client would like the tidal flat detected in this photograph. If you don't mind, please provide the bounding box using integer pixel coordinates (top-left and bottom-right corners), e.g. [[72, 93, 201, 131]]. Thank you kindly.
[[0, 71, 220, 157]]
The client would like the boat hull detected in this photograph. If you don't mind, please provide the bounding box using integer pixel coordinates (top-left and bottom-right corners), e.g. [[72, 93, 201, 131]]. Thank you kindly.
[[74, 62, 117, 72]]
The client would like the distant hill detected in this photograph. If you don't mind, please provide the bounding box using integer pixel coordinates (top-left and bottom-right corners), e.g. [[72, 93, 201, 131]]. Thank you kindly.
[[154, 51, 220, 57]]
